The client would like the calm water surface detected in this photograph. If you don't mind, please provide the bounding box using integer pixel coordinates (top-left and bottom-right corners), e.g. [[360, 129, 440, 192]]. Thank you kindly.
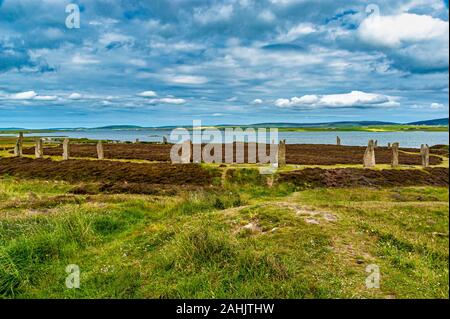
[[1, 129, 448, 148]]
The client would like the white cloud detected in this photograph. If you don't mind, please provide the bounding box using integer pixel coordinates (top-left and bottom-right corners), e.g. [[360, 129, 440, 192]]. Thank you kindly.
[[168, 75, 208, 85], [8, 91, 57, 101], [227, 96, 238, 102], [278, 23, 317, 42], [259, 10, 276, 22], [10, 91, 37, 100], [128, 59, 147, 67], [137, 91, 158, 97], [68, 93, 82, 100], [194, 4, 234, 24], [358, 13, 448, 48], [147, 97, 187, 105], [99, 33, 133, 46], [158, 98, 186, 104], [275, 91, 399, 108], [251, 99, 263, 105], [430, 102, 445, 109], [71, 54, 100, 65], [34, 95, 57, 101]]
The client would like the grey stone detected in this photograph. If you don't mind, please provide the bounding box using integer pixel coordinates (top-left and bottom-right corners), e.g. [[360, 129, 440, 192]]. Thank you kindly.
[[278, 140, 286, 167], [363, 140, 376, 168], [13, 132, 24, 157], [97, 141, 104, 160], [35, 139, 44, 159], [336, 136, 341, 146], [391, 142, 399, 167], [235, 142, 245, 164], [247, 142, 257, 164], [420, 144, 430, 167], [181, 140, 192, 164], [62, 138, 70, 160]]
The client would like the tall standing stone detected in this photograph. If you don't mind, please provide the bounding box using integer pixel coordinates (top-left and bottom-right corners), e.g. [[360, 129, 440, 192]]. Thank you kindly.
[[13, 132, 24, 157], [391, 142, 399, 167], [97, 141, 104, 160], [181, 140, 192, 164], [278, 140, 286, 167], [247, 142, 257, 164], [62, 138, 70, 160], [363, 140, 376, 168], [35, 138, 44, 159], [162, 136, 168, 144], [336, 136, 341, 146], [235, 142, 245, 164], [374, 140, 378, 147], [420, 144, 430, 168], [388, 142, 391, 148]]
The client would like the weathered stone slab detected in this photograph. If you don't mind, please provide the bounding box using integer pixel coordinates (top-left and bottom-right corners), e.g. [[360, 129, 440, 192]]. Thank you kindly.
[[420, 144, 430, 167], [97, 141, 104, 160], [247, 142, 257, 164], [235, 142, 245, 164], [363, 140, 376, 168], [181, 140, 192, 164], [35, 139, 44, 159], [14, 132, 24, 157], [278, 140, 286, 167], [62, 138, 70, 160], [336, 136, 341, 146], [391, 142, 399, 167]]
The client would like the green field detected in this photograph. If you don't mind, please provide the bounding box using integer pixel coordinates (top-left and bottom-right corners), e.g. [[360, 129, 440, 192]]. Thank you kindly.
[[0, 174, 448, 298]]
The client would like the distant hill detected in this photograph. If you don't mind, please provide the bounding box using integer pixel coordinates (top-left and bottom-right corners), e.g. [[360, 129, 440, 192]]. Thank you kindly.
[[248, 121, 397, 128], [93, 125, 144, 130], [0, 127, 25, 130], [407, 118, 449, 126]]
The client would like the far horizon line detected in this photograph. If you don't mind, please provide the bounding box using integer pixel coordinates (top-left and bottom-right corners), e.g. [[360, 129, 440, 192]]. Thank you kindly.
[[0, 117, 448, 131]]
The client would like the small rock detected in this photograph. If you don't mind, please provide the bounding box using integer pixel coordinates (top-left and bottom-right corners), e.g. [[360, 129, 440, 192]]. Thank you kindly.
[[305, 218, 320, 225], [242, 222, 261, 233], [324, 213, 338, 222]]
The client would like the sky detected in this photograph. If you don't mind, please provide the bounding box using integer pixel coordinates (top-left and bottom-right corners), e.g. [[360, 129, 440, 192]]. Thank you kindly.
[[0, 0, 449, 128]]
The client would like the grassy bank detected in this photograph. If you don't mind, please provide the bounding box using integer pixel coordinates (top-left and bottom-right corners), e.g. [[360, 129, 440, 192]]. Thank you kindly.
[[0, 174, 448, 298]]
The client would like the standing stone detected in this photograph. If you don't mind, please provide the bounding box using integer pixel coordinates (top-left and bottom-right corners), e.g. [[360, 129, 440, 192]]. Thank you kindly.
[[13, 132, 24, 157], [388, 142, 391, 148], [97, 141, 104, 160], [35, 139, 44, 159], [278, 140, 286, 167], [391, 142, 399, 167], [235, 142, 245, 164], [336, 136, 341, 146], [62, 138, 70, 160], [420, 144, 430, 168], [135, 138, 140, 144], [363, 140, 376, 168], [181, 140, 192, 163], [162, 136, 168, 144], [247, 142, 257, 164], [374, 140, 378, 147]]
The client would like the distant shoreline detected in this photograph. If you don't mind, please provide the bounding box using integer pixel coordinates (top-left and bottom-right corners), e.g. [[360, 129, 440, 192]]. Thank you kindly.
[[0, 124, 448, 135]]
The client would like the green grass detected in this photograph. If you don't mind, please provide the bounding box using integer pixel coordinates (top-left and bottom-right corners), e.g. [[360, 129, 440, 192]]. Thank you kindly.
[[0, 176, 448, 299]]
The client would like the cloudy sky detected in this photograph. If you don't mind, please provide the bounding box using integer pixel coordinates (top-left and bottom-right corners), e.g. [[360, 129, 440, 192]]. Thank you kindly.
[[0, 0, 448, 128]]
